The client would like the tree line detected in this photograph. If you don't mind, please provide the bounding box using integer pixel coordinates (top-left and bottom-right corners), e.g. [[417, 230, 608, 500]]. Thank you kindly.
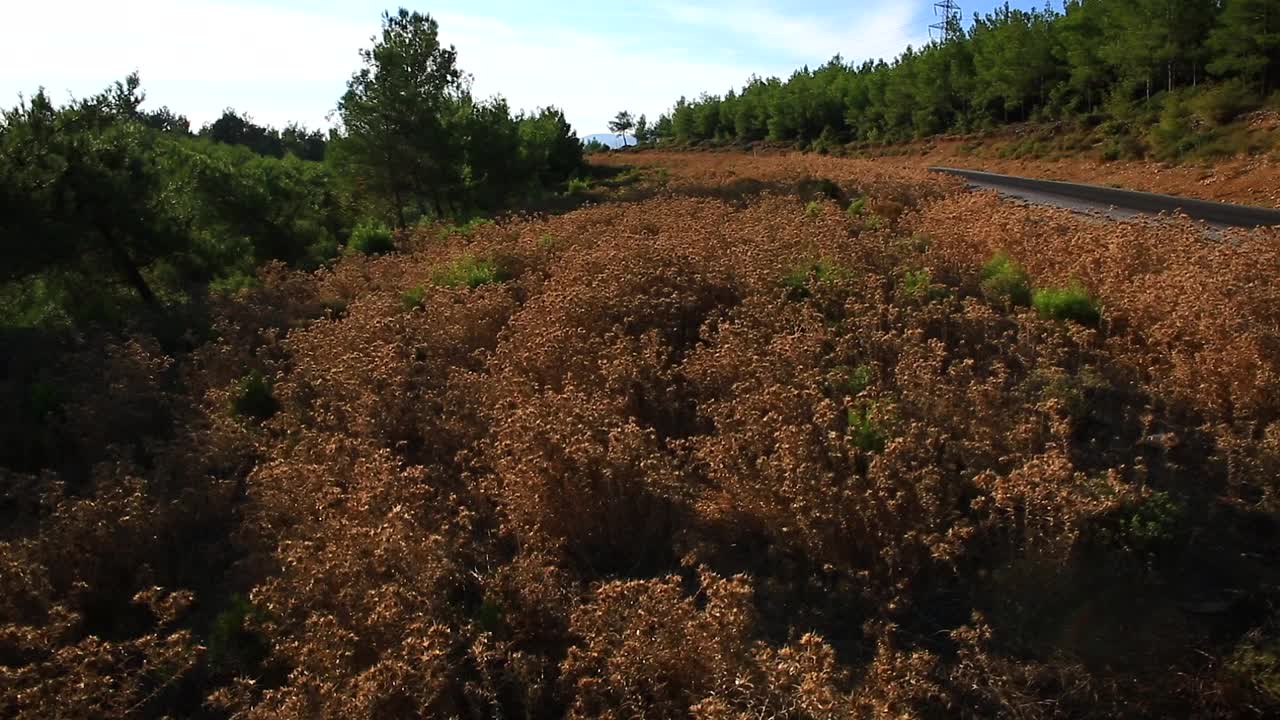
[[0, 9, 584, 327], [643, 0, 1279, 150]]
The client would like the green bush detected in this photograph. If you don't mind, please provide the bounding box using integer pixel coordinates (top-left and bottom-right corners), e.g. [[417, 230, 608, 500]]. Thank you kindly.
[[848, 403, 889, 453], [1087, 486, 1186, 559], [1149, 93, 1202, 161], [846, 196, 867, 218], [230, 370, 279, 421], [980, 252, 1032, 307], [207, 595, 269, 675], [1092, 488, 1185, 554], [442, 217, 495, 237], [782, 259, 846, 300], [208, 272, 256, 296], [401, 285, 427, 310], [431, 255, 510, 290], [901, 268, 949, 302], [861, 213, 885, 231], [1230, 630, 1280, 703], [347, 220, 395, 255], [804, 200, 823, 220], [1189, 79, 1260, 126], [566, 177, 591, 196], [1033, 284, 1101, 325], [1100, 134, 1145, 162], [1123, 491, 1184, 550], [834, 364, 874, 396]]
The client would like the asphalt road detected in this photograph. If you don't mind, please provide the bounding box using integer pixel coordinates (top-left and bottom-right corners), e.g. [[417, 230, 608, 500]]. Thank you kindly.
[[929, 166, 1280, 228]]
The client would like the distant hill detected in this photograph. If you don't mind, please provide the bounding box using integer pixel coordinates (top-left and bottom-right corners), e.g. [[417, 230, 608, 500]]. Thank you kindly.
[[582, 133, 632, 149]]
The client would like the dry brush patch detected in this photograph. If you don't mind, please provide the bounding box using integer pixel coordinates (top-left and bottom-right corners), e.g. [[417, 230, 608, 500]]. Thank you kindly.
[[2, 151, 1278, 718]]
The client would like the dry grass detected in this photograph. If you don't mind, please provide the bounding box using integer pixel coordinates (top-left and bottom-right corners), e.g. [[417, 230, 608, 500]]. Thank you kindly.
[[2, 151, 1279, 718]]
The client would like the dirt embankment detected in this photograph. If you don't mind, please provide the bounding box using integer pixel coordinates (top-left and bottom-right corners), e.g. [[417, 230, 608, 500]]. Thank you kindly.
[[614, 117, 1280, 207], [862, 116, 1280, 208]]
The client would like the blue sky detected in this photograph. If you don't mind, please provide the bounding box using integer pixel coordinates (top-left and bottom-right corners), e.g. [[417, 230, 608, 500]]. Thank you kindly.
[[0, 1, 1047, 134]]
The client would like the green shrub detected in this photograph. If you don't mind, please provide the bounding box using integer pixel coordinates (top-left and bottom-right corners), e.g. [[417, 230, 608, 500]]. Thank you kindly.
[[230, 370, 279, 421], [1088, 487, 1186, 558], [431, 255, 510, 290], [207, 595, 269, 675], [846, 196, 867, 218], [1229, 630, 1280, 703], [980, 252, 1032, 307], [347, 220, 395, 255], [209, 272, 256, 296], [804, 200, 823, 220], [901, 268, 949, 302], [1123, 491, 1184, 550], [1189, 79, 1260, 126], [861, 213, 885, 231], [1033, 284, 1101, 325], [612, 167, 645, 186], [401, 285, 427, 310], [834, 365, 873, 396], [1149, 93, 1201, 161], [444, 217, 495, 237], [1100, 134, 1145, 162], [848, 403, 889, 453], [566, 177, 591, 196], [782, 259, 845, 300]]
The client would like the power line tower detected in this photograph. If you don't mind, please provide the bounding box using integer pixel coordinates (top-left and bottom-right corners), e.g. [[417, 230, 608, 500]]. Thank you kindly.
[[930, 1, 961, 42]]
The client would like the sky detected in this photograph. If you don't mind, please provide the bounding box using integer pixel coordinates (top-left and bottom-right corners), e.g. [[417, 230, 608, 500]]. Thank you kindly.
[[0, 0, 1046, 135]]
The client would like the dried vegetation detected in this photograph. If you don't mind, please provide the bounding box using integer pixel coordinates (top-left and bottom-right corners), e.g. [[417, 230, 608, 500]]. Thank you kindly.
[[3, 151, 1280, 718]]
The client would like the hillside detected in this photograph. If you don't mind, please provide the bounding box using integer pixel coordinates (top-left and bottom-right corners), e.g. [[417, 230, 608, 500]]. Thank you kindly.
[[4, 151, 1279, 718], [864, 116, 1280, 208], [644, 0, 1280, 177]]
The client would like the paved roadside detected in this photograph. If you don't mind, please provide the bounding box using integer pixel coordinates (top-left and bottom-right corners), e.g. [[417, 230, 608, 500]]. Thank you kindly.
[[930, 166, 1280, 228]]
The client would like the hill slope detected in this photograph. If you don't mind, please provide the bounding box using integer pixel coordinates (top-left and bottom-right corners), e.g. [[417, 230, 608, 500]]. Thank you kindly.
[[4, 151, 1279, 718]]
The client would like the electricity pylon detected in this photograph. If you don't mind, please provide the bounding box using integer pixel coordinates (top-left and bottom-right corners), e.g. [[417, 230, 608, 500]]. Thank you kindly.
[[930, 1, 961, 42]]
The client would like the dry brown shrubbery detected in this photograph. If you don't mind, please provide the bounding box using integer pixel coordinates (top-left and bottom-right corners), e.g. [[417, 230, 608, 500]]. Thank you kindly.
[[3, 151, 1279, 718]]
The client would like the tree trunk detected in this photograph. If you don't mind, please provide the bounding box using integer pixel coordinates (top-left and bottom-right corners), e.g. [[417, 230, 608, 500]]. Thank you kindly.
[[104, 229, 157, 306], [392, 184, 407, 229]]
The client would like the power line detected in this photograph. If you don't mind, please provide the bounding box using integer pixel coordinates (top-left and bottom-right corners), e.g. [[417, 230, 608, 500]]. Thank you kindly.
[[930, 1, 961, 42]]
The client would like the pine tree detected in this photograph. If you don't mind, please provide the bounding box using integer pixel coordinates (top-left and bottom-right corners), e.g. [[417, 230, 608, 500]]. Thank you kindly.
[[634, 114, 650, 144], [0, 75, 181, 307], [608, 111, 635, 147], [337, 10, 468, 226], [1209, 0, 1280, 93]]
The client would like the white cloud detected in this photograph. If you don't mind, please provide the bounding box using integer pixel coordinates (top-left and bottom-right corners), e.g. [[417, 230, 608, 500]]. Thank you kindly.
[[433, 11, 753, 132], [0, 0, 373, 127], [663, 1, 926, 66], [0, 0, 924, 134]]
